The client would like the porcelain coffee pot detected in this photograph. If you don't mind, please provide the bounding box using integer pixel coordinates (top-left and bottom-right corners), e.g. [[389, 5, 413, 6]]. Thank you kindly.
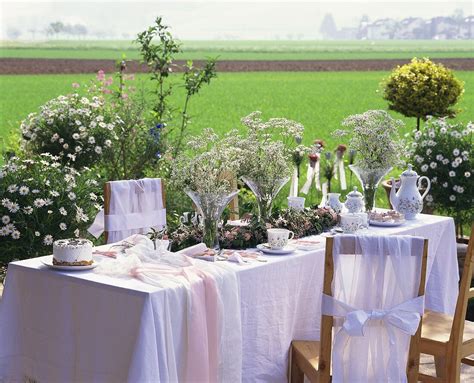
[[344, 186, 364, 213], [389, 164, 431, 220]]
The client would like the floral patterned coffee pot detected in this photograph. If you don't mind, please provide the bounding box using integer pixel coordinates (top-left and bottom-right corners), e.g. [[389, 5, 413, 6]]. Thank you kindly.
[[344, 186, 364, 213], [389, 164, 431, 220]]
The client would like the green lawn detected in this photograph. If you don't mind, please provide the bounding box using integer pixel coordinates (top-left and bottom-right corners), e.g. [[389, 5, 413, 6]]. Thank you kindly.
[[1, 70, 473, 206], [1, 39, 473, 60]]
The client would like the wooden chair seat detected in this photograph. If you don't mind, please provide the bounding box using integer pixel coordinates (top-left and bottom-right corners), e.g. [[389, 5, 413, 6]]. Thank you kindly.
[[290, 340, 320, 382]]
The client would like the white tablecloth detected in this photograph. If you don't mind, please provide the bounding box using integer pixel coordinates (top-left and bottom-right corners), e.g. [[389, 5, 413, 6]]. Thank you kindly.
[[0, 213, 458, 382]]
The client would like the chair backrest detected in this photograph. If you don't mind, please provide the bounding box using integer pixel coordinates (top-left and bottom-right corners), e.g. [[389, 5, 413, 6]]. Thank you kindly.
[[319, 235, 428, 383], [449, 225, 474, 366], [103, 178, 166, 244]]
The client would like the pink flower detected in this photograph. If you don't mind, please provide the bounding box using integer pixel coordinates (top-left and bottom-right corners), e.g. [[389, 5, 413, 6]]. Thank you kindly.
[[105, 77, 113, 86], [72, 82, 80, 88], [125, 74, 135, 81], [121, 93, 129, 100], [103, 89, 112, 94], [96, 70, 105, 81]]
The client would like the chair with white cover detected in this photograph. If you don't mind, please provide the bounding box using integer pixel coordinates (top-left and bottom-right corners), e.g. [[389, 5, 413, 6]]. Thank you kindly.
[[290, 234, 428, 383], [89, 178, 166, 244]]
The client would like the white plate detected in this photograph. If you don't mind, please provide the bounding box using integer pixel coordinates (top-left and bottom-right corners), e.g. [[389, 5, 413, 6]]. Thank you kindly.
[[41, 256, 97, 271], [257, 244, 296, 255], [369, 219, 405, 227]]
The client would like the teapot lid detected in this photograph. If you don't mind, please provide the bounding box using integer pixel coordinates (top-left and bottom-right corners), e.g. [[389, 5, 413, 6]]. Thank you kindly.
[[401, 164, 418, 177], [347, 186, 363, 198]]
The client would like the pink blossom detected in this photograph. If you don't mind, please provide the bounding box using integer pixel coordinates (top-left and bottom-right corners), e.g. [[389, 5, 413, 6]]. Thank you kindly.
[[105, 77, 113, 86], [121, 93, 129, 100], [125, 74, 135, 81], [96, 70, 105, 81], [71, 82, 80, 88], [103, 89, 112, 94]]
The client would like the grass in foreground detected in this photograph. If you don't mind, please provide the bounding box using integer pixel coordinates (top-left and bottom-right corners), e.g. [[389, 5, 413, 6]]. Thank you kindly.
[[1, 39, 473, 61]]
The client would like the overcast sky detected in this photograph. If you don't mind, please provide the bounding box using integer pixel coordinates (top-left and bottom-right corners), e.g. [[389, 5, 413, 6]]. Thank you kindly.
[[1, 1, 472, 40]]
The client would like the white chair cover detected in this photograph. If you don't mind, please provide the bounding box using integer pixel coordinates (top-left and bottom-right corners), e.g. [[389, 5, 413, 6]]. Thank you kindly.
[[321, 234, 425, 383], [88, 178, 166, 243]]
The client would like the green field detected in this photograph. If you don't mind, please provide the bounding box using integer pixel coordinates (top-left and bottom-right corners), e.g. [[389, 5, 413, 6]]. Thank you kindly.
[[1, 39, 473, 60]]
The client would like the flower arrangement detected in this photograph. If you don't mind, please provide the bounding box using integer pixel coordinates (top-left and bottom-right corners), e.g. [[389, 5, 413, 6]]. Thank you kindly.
[[0, 154, 101, 262], [169, 206, 337, 251], [21, 93, 120, 169], [408, 117, 473, 229]]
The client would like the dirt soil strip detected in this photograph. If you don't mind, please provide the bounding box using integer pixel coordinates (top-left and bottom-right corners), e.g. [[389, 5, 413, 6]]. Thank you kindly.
[[1, 58, 473, 75]]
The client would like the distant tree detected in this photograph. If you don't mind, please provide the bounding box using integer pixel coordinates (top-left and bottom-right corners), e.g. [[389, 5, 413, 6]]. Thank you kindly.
[[47, 21, 65, 38], [320, 13, 337, 39], [452, 8, 464, 23], [6, 27, 21, 40], [383, 58, 464, 130], [72, 24, 88, 38]]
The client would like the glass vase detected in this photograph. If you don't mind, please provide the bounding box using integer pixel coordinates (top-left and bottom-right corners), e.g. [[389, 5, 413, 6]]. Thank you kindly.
[[242, 176, 290, 222], [349, 165, 392, 212], [185, 190, 239, 250]]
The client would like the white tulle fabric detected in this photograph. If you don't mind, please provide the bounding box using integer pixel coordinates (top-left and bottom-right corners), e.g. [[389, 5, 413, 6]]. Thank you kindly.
[[321, 234, 425, 383], [94, 235, 242, 382], [88, 178, 166, 243]]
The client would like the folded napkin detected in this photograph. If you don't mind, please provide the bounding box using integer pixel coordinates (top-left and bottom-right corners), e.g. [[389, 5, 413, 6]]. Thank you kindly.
[[178, 243, 209, 257]]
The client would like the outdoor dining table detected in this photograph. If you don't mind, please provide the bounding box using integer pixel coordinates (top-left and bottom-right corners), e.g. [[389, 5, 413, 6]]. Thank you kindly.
[[0, 213, 458, 382]]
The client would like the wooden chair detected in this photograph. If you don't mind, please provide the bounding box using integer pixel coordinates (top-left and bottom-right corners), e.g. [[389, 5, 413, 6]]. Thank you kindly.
[[103, 178, 166, 244], [418, 225, 474, 383], [290, 235, 429, 383]]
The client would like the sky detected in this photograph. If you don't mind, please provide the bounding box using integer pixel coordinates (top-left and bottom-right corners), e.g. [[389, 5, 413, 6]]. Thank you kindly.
[[1, 1, 472, 40]]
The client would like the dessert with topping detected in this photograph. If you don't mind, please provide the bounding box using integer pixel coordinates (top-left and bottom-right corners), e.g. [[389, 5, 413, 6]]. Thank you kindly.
[[53, 238, 93, 266]]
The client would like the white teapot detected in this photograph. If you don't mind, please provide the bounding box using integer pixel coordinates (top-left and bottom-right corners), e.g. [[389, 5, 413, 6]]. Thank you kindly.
[[389, 164, 431, 220], [344, 186, 364, 213]]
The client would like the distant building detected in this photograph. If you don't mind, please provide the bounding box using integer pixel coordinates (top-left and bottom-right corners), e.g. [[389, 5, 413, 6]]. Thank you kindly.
[[333, 27, 358, 40], [459, 16, 474, 39], [427, 17, 459, 40], [366, 18, 398, 40], [394, 17, 426, 39]]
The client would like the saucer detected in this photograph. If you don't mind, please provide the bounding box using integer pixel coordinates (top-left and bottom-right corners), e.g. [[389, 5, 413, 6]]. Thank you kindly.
[[256, 244, 296, 255], [41, 256, 97, 271]]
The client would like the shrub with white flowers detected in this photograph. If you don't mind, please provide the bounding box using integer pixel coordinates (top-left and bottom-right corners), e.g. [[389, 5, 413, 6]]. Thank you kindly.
[[0, 154, 101, 262], [20, 93, 120, 169], [408, 117, 473, 227]]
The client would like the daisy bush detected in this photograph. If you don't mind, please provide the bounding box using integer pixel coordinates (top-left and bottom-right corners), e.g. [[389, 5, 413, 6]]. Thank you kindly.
[[20, 93, 121, 169], [408, 117, 473, 227], [0, 154, 101, 262]]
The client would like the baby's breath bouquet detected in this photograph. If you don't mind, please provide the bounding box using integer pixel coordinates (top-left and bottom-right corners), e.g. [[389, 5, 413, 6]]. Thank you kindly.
[[334, 110, 405, 211], [21, 93, 121, 169], [171, 129, 243, 249], [0, 154, 101, 263], [409, 117, 473, 230], [239, 111, 305, 221]]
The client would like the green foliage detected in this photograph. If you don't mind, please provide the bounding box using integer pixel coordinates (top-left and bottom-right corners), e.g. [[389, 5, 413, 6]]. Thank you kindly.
[[383, 58, 464, 129]]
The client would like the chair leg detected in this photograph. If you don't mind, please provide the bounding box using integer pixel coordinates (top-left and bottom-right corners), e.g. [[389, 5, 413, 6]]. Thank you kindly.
[[289, 347, 305, 383], [434, 356, 446, 379]]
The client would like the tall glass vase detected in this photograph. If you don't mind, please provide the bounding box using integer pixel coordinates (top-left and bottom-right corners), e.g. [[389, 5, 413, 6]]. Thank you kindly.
[[242, 176, 290, 222], [185, 190, 239, 250], [349, 165, 392, 212]]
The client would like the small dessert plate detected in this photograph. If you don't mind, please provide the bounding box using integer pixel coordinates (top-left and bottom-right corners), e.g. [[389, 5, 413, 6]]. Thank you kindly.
[[369, 219, 405, 227], [257, 244, 296, 255], [290, 239, 321, 251], [41, 256, 97, 271]]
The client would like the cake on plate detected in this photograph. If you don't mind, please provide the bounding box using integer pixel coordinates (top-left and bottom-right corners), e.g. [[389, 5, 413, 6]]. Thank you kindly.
[[53, 238, 93, 266]]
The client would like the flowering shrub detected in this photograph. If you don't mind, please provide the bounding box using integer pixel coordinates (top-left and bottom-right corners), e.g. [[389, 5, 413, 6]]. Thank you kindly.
[[0, 154, 101, 262], [409, 117, 473, 226], [21, 93, 120, 169], [335, 110, 405, 170]]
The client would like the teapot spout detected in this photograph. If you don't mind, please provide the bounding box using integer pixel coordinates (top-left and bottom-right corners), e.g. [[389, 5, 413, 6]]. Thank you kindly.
[[389, 177, 399, 209]]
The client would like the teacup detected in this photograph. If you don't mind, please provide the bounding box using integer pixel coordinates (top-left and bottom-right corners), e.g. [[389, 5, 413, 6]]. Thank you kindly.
[[288, 196, 305, 211], [340, 213, 363, 233], [267, 228, 294, 249]]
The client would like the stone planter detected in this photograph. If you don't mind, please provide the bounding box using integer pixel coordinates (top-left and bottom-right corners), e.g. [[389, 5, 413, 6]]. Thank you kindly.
[[381, 178, 434, 214]]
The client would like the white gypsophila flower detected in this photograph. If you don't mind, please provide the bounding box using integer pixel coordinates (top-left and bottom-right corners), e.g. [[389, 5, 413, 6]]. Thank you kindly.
[[11, 230, 20, 240], [94, 146, 102, 154], [421, 164, 428, 172], [72, 133, 80, 140], [19, 186, 29, 195], [430, 162, 437, 169], [449, 171, 456, 177], [88, 136, 95, 144], [74, 228, 80, 238], [426, 195, 433, 202], [8, 203, 19, 213], [2, 215, 10, 224], [23, 206, 33, 215], [465, 172, 471, 178], [59, 223, 67, 230], [449, 195, 456, 201], [443, 182, 448, 188], [43, 235, 53, 245], [33, 198, 45, 207], [104, 139, 112, 147], [68, 192, 76, 200], [453, 149, 460, 156], [442, 159, 449, 165], [7, 184, 18, 193], [35, 231, 40, 237]]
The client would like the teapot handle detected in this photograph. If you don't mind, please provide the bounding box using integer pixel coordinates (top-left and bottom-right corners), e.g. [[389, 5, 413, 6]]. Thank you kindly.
[[418, 176, 431, 199]]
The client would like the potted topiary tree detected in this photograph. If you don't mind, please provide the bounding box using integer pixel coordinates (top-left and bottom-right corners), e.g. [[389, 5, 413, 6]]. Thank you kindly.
[[382, 58, 464, 130]]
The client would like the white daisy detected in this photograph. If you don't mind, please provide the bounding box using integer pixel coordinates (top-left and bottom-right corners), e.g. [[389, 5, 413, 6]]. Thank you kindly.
[[436, 154, 443, 161], [59, 207, 67, 216], [94, 146, 102, 154], [421, 164, 428, 172], [19, 186, 29, 195], [23, 206, 33, 215], [8, 203, 19, 213], [11, 230, 20, 240], [7, 184, 18, 193], [426, 195, 433, 202], [72, 133, 80, 140], [1, 198, 11, 207], [0, 227, 9, 236], [63, 143, 69, 149], [449, 195, 456, 201], [35, 231, 40, 237], [457, 187, 464, 193], [429, 162, 437, 169], [453, 149, 460, 156], [465, 172, 471, 178], [88, 136, 96, 144], [74, 228, 80, 238], [2, 215, 10, 224], [43, 235, 54, 245], [59, 223, 67, 230], [68, 192, 76, 201], [50, 190, 60, 197], [33, 198, 45, 207], [104, 139, 112, 147], [75, 146, 82, 153], [449, 171, 456, 177], [452, 162, 459, 168], [443, 182, 448, 188], [442, 159, 449, 165]]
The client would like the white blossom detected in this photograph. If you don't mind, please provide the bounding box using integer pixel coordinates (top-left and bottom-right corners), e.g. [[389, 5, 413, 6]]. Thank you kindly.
[[11, 230, 20, 240], [35, 231, 40, 237], [68, 192, 76, 200], [8, 203, 19, 213], [449, 195, 456, 201], [59, 207, 67, 216], [429, 162, 437, 169], [19, 186, 29, 195], [33, 198, 45, 207], [421, 164, 428, 172], [2, 215, 10, 224], [72, 133, 80, 140], [43, 235, 54, 245], [74, 228, 80, 237], [7, 184, 18, 193], [23, 206, 33, 215], [449, 171, 456, 177], [443, 182, 448, 188], [465, 172, 471, 178], [94, 146, 102, 154], [59, 223, 67, 230]]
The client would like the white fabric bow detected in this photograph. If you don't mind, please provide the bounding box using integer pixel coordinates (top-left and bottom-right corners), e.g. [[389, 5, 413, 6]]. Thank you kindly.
[[322, 293, 425, 382]]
